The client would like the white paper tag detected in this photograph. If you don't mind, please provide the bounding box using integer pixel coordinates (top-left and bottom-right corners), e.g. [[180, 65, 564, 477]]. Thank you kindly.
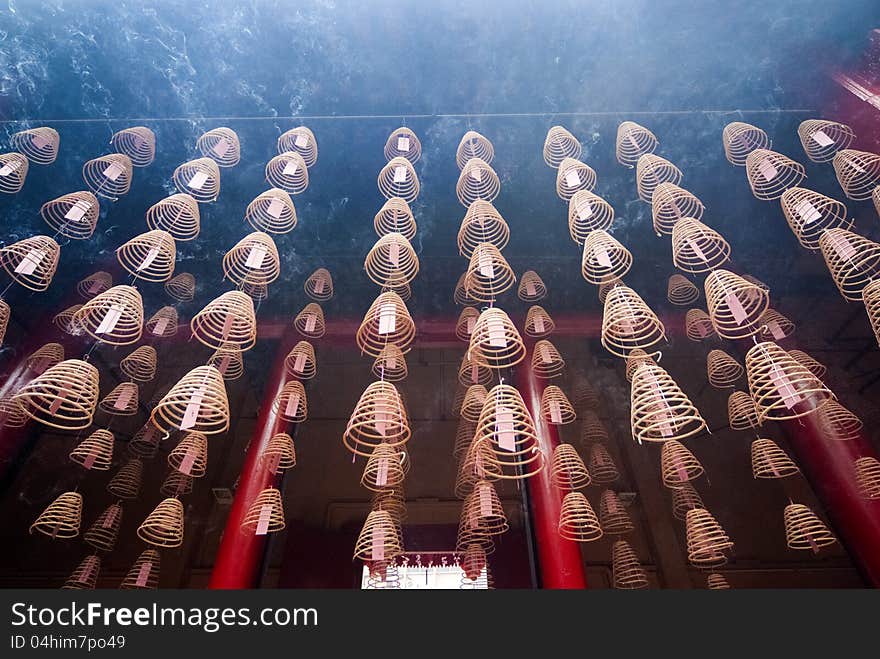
[[188, 170, 208, 190], [576, 197, 593, 220], [266, 198, 284, 218], [565, 169, 582, 187], [470, 167, 483, 182], [255, 504, 273, 536], [374, 409, 388, 437], [0, 160, 21, 177], [14, 249, 45, 275], [152, 317, 169, 336], [794, 199, 822, 225], [540, 344, 552, 363], [478, 251, 495, 278], [758, 158, 778, 181], [495, 406, 516, 451], [137, 247, 160, 272], [179, 387, 206, 430], [487, 315, 507, 348], [95, 304, 124, 335], [376, 458, 389, 487], [768, 321, 785, 340], [829, 232, 857, 260], [284, 392, 301, 418], [593, 246, 613, 268], [810, 130, 834, 147], [845, 154, 866, 173], [304, 313, 316, 333], [397, 136, 410, 152], [282, 159, 299, 176], [393, 165, 407, 183], [245, 244, 267, 269], [294, 133, 309, 148], [103, 161, 123, 181], [378, 303, 397, 335], [113, 386, 134, 410], [293, 353, 307, 373], [549, 400, 562, 424], [388, 241, 400, 266], [64, 200, 92, 222], [686, 238, 708, 262], [533, 315, 545, 334], [211, 137, 230, 157], [371, 527, 385, 561], [31, 133, 51, 149], [725, 292, 749, 325], [478, 483, 492, 517]]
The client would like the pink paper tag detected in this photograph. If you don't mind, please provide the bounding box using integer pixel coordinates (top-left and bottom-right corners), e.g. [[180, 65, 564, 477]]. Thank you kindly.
[[152, 317, 169, 336], [294, 133, 309, 148], [810, 130, 834, 147], [95, 305, 124, 335], [282, 159, 299, 176], [770, 364, 802, 409], [180, 387, 206, 430], [371, 527, 385, 561], [137, 247, 160, 272], [534, 316, 545, 334], [218, 354, 231, 375], [466, 317, 475, 335], [565, 169, 582, 188], [102, 506, 118, 528], [293, 353, 307, 373], [469, 508, 479, 529], [245, 244, 267, 269], [576, 198, 593, 220], [188, 170, 208, 190], [794, 199, 821, 225], [378, 303, 397, 335], [478, 251, 495, 278], [470, 166, 483, 182], [14, 249, 45, 276], [525, 280, 536, 296], [33, 357, 50, 374], [374, 410, 388, 437], [645, 370, 673, 437], [49, 387, 68, 415], [471, 365, 479, 384], [540, 344, 552, 363], [487, 315, 507, 348], [385, 355, 397, 370], [393, 165, 407, 183], [64, 200, 91, 222], [266, 198, 284, 218], [674, 454, 690, 483], [221, 313, 235, 339], [135, 562, 152, 587], [757, 158, 778, 181], [31, 133, 50, 149], [478, 484, 492, 517], [606, 494, 621, 514], [78, 556, 99, 583], [549, 400, 562, 424], [88, 279, 102, 293], [388, 242, 400, 267], [179, 446, 197, 475], [686, 238, 708, 263], [725, 292, 749, 325], [376, 458, 389, 486], [304, 313, 316, 334], [113, 386, 134, 410], [397, 136, 410, 152], [284, 392, 301, 418], [314, 277, 325, 294], [211, 138, 230, 157], [829, 233, 857, 260], [255, 504, 273, 536], [82, 449, 97, 470], [495, 406, 516, 451], [768, 321, 785, 340], [103, 162, 123, 181]]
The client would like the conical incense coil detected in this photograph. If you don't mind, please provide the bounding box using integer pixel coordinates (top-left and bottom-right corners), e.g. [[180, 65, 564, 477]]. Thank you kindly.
[[261, 432, 296, 474], [685, 309, 716, 342], [636, 154, 682, 203], [514, 273, 548, 305], [364, 232, 419, 288], [83, 153, 135, 200], [541, 386, 576, 425], [460, 542, 489, 583], [98, 382, 139, 416], [197, 127, 240, 167], [222, 231, 281, 287], [366, 562, 400, 589], [464, 243, 515, 302], [173, 157, 220, 202], [745, 149, 805, 200], [671, 218, 731, 274], [874, 185, 880, 217], [168, 432, 208, 477], [84, 503, 123, 552], [797, 119, 854, 162], [455, 436, 502, 499], [727, 391, 761, 430], [722, 121, 770, 166], [277, 126, 317, 166], [819, 228, 880, 301], [630, 363, 706, 443], [107, 459, 143, 499], [601, 284, 666, 358], [273, 380, 308, 423], [374, 197, 416, 240], [580, 230, 632, 285], [742, 273, 770, 292], [457, 130, 494, 169], [242, 187, 297, 235], [707, 349, 743, 389], [758, 308, 795, 341], [686, 508, 733, 567], [52, 306, 82, 334], [745, 341, 833, 422], [12, 127, 59, 164], [865, 279, 880, 347], [384, 276, 411, 302], [671, 482, 704, 521], [241, 488, 286, 536], [456, 510, 495, 554], [0, 395, 27, 428], [651, 182, 705, 236], [128, 423, 163, 459], [574, 381, 600, 410], [453, 271, 476, 305], [599, 490, 633, 535], [707, 573, 731, 590], [63, 555, 101, 590], [558, 492, 603, 542], [160, 470, 193, 498], [556, 157, 597, 200], [304, 268, 333, 302], [784, 503, 836, 551], [661, 440, 704, 488], [456, 307, 480, 342], [207, 343, 244, 380], [814, 399, 862, 441], [616, 121, 657, 167], [30, 492, 82, 539], [40, 191, 100, 240], [120, 549, 161, 589], [191, 291, 257, 351], [284, 340, 316, 380], [294, 302, 326, 339], [0, 299, 9, 345], [146, 306, 178, 338], [13, 359, 99, 430], [372, 486, 407, 525], [265, 151, 309, 194], [473, 384, 544, 480], [705, 270, 769, 339], [353, 510, 403, 562], [751, 438, 800, 479], [525, 305, 555, 338], [625, 349, 656, 382], [468, 308, 526, 369], [780, 187, 850, 250], [360, 443, 407, 492], [137, 498, 185, 548], [612, 540, 648, 589], [581, 412, 610, 444], [457, 200, 509, 257], [589, 443, 619, 484], [151, 365, 229, 435], [833, 149, 880, 200], [384, 126, 421, 163], [568, 190, 614, 243], [110, 126, 155, 166], [667, 274, 699, 306], [343, 381, 410, 457], [76, 270, 112, 299], [0, 234, 60, 291], [855, 457, 880, 499], [531, 339, 565, 379], [543, 125, 582, 168], [598, 278, 623, 304], [146, 193, 201, 241], [116, 230, 176, 283], [378, 156, 419, 202], [453, 418, 476, 461], [550, 443, 591, 490], [165, 272, 195, 302], [458, 351, 494, 386], [69, 429, 114, 471], [26, 342, 64, 373], [457, 157, 500, 207], [0, 152, 28, 193], [356, 292, 414, 356], [461, 385, 488, 423]]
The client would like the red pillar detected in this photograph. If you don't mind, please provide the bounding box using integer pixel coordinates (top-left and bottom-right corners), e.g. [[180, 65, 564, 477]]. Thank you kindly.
[[517, 358, 588, 589]]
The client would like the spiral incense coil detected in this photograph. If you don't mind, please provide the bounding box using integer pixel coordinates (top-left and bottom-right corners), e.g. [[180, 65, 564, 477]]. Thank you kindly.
[[865, 279, 880, 347], [460, 542, 489, 583], [671, 482, 704, 521], [458, 351, 494, 386], [242, 188, 297, 235], [616, 121, 658, 167], [549, 443, 591, 490], [598, 278, 624, 305], [356, 292, 414, 356], [0, 395, 27, 428], [745, 341, 833, 423], [455, 436, 502, 499], [874, 185, 880, 216], [241, 488, 286, 536], [0, 152, 28, 193], [814, 399, 863, 441], [460, 385, 488, 423], [261, 432, 296, 474], [462, 481, 509, 535], [384, 126, 421, 163], [30, 492, 82, 539], [289, 303, 325, 342], [744, 149, 805, 200], [84, 503, 123, 552], [707, 349, 743, 389], [758, 308, 795, 341], [599, 490, 633, 535], [98, 382, 139, 416], [277, 125, 317, 165], [784, 503, 836, 551], [819, 228, 880, 301], [797, 119, 855, 162], [464, 243, 515, 302], [168, 432, 208, 478], [69, 429, 114, 470], [556, 157, 597, 201], [705, 270, 769, 339], [531, 340, 565, 379], [453, 271, 476, 306], [74, 272, 111, 301], [191, 291, 257, 351], [128, 423, 163, 459], [636, 154, 682, 203], [456, 511, 495, 554], [630, 363, 706, 443], [0, 299, 9, 345], [742, 273, 770, 292], [671, 218, 731, 274], [116, 230, 176, 283], [39, 190, 100, 240], [207, 343, 244, 380], [372, 198, 416, 241], [196, 127, 240, 167], [751, 438, 800, 479], [26, 342, 64, 374], [284, 341, 316, 380], [364, 233, 419, 289], [780, 187, 850, 250], [12, 127, 59, 164], [601, 284, 666, 358], [454, 160, 500, 211], [785, 350, 827, 381], [558, 492, 602, 542], [833, 149, 880, 200], [173, 157, 220, 202], [684, 309, 714, 342], [353, 510, 403, 562], [146, 306, 178, 338], [580, 230, 632, 285], [344, 381, 410, 457], [513, 274, 547, 307], [457, 200, 509, 257], [137, 498, 185, 548], [145, 193, 201, 241], [120, 549, 161, 589], [473, 384, 544, 480], [727, 391, 760, 430], [524, 305, 555, 339], [453, 418, 476, 461], [686, 508, 733, 567], [722, 121, 770, 166], [624, 349, 655, 382], [160, 470, 193, 498], [661, 440, 704, 488], [855, 457, 880, 499], [13, 359, 99, 430], [455, 307, 479, 342], [543, 125, 582, 168], [612, 540, 648, 589], [574, 381, 600, 410], [468, 308, 526, 369], [651, 182, 705, 236], [541, 386, 576, 425], [222, 231, 280, 288], [588, 443, 619, 484], [151, 365, 229, 436], [82, 153, 132, 199], [667, 274, 699, 306], [707, 573, 731, 590], [63, 555, 101, 590], [0, 234, 60, 292], [456, 130, 494, 169], [378, 156, 419, 202], [366, 561, 400, 589], [107, 459, 143, 499], [163, 272, 195, 303], [110, 127, 155, 167], [273, 380, 308, 423]]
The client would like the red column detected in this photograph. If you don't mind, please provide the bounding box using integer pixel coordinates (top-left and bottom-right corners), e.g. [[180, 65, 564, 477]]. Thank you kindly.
[[517, 359, 588, 589]]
